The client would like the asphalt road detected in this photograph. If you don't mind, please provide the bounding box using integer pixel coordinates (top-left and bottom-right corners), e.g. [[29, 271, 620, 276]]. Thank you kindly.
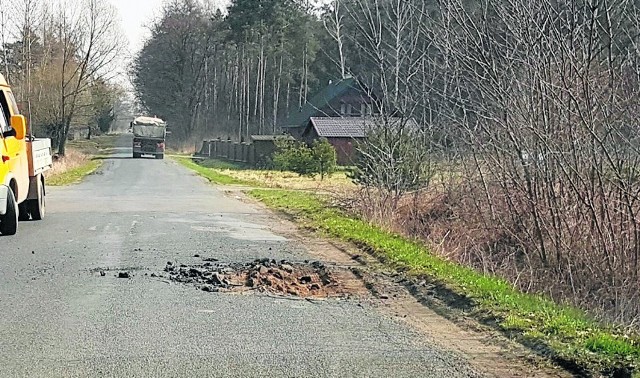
[[0, 135, 483, 378]]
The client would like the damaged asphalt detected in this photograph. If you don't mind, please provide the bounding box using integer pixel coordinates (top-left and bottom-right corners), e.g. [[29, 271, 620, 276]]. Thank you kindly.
[[0, 134, 484, 377]]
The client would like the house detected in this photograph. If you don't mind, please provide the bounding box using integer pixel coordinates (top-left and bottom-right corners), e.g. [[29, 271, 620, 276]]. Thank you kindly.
[[301, 117, 419, 165], [282, 76, 378, 138], [301, 117, 366, 165]]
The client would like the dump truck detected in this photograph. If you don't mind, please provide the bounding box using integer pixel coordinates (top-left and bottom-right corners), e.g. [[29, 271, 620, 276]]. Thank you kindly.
[[130, 116, 167, 159], [0, 74, 52, 235]]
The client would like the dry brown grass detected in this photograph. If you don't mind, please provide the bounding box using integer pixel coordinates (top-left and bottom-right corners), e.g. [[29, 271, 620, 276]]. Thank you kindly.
[[220, 168, 356, 194], [49, 149, 91, 177], [47, 136, 116, 186], [372, 180, 640, 328], [66, 135, 118, 155]]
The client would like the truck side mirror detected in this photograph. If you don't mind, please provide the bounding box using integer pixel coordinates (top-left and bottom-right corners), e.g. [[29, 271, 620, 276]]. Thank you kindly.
[[10, 115, 26, 140]]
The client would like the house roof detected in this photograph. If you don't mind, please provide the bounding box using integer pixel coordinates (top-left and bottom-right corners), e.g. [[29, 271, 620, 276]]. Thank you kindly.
[[283, 77, 362, 128], [307, 117, 419, 138], [309, 117, 368, 138]]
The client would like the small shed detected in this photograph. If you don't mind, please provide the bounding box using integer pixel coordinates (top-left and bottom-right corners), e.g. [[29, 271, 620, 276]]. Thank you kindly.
[[301, 117, 369, 165], [67, 125, 90, 140], [250, 135, 294, 167]]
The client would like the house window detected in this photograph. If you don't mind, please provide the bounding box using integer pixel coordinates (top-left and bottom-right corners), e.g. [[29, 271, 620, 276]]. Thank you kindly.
[[360, 103, 366, 117], [340, 103, 346, 115], [346, 104, 352, 115]]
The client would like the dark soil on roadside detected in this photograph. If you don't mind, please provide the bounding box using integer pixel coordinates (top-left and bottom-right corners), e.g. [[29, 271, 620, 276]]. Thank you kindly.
[[165, 257, 369, 299]]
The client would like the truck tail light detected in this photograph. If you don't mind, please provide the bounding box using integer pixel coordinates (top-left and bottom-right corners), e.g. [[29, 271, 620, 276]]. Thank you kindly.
[[1, 155, 8, 163], [157, 142, 165, 150]]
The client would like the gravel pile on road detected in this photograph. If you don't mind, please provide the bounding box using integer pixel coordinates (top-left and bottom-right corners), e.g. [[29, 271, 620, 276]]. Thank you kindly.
[[165, 258, 359, 299]]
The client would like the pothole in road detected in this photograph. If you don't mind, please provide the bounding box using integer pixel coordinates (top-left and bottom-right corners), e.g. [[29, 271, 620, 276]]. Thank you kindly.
[[91, 266, 149, 278], [164, 258, 368, 299]]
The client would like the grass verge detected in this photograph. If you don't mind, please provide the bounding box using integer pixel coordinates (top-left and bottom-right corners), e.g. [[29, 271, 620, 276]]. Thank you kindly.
[[48, 155, 101, 186], [66, 135, 118, 156], [177, 158, 355, 192], [248, 189, 640, 375], [178, 157, 639, 375], [47, 135, 119, 186], [173, 157, 255, 186]]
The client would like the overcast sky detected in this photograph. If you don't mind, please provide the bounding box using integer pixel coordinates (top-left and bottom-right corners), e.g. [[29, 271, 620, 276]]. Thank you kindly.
[[111, 0, 229, 54], [110, 0, 170, 54], [109, 0, 228, 88]]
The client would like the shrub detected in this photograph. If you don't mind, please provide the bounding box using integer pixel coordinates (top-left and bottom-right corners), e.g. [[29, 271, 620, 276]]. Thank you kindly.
[[272, 138, 337, 179], [350, 119, 436, 219], [311, 138, 337, 180], [272, 139, 317, 176]]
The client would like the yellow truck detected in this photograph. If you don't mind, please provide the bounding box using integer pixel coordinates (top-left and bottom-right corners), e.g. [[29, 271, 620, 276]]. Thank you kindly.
[[0, 74, 52, 235]]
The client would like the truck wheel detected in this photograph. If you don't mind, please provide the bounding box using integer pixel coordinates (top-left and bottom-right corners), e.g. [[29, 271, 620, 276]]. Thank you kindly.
[[156, 154, 164, 160], [133, 152, 141, 159], [18, 202, 30, 221], [0, 188, 18, 235], [28, 176, 45, 221]]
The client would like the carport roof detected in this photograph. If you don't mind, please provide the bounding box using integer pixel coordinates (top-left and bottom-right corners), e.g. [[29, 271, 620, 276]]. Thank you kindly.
[[250, 135, 295, 141]]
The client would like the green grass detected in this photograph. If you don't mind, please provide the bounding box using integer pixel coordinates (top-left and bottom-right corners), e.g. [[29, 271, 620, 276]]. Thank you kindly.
[[173, 157, 255, 186], [248, 189, 640, 374], [177, 158, 355, 192], [177, 157, 640, 374], [48, 159, 102, 186], [46, 135, 118, 186], [197, 158, 249, 170]]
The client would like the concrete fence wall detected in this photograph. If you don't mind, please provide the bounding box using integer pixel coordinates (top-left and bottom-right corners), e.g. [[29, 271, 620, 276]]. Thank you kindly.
[[197, 139, 256, 166]]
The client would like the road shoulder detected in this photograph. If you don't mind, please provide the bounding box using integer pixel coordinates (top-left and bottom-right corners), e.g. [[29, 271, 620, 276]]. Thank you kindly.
[[228, 189, 572, 378]]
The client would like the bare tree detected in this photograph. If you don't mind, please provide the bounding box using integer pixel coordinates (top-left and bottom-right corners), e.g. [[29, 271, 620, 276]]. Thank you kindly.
[[339, 0, 640, 325], [324, 0, 347, 79], [415, 0, 640, 323], [55, 0, 125, 154]]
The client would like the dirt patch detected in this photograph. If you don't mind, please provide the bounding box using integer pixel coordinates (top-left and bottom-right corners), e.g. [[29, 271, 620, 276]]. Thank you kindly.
[[165, 258, 368, 299]]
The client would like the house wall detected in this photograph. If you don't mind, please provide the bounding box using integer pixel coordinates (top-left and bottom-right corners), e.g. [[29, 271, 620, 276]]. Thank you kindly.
[[302, 127, 360, 166], [286, 126, 307, 139], [328, 137, 360, 166], [322, 88, 375, 118], [68, 127, 90, 140]]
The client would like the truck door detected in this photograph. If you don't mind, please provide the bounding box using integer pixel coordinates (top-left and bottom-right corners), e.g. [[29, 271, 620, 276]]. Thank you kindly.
[[0, 95, 27, 203], [0, 124, 8, 186]]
